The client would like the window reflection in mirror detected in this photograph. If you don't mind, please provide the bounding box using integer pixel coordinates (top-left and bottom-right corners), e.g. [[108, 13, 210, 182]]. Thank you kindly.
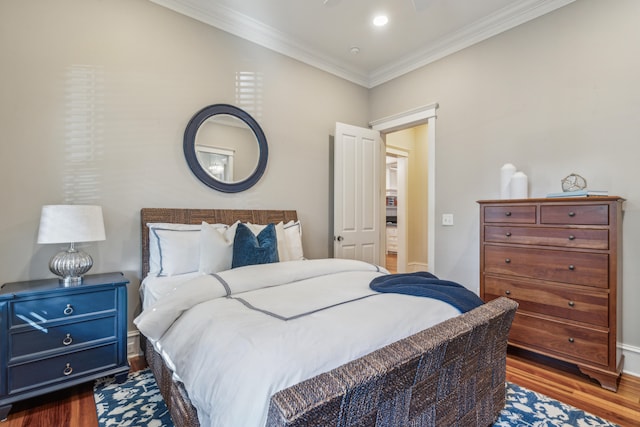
[[194, 114, 259, 183]]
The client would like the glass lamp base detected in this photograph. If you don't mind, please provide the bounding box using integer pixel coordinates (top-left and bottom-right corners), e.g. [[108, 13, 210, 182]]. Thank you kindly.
[[49, 244, 93, 287]]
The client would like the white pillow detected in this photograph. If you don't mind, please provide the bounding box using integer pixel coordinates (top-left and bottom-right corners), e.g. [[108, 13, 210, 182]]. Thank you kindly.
[[284, 220, 304, 261], [147, 223, 201, 275], [151, 228, 201, 276], [199, 221, 239, 274]]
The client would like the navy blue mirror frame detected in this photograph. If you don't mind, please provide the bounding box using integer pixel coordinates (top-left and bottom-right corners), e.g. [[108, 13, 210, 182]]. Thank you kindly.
[[183, 104, 268, 193]]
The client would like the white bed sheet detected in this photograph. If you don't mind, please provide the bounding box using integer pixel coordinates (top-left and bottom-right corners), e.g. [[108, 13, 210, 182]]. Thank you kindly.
[[139, 271, 204, 308], [135, 259, 461, 427]]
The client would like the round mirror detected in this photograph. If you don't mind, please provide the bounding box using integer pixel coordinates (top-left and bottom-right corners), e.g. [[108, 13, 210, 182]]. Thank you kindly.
[[183, 104, 268, 193]]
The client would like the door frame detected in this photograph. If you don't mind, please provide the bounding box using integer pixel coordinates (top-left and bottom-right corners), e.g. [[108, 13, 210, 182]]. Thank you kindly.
[[370, 103, 438, 273]]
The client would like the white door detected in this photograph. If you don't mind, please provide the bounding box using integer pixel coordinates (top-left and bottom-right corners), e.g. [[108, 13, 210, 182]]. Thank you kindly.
[[333, 122, 383, 264]]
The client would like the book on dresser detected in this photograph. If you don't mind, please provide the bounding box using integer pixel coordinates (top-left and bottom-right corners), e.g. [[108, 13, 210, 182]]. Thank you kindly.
[[0, 272, 130, 420], [478, 196, 624, 392]]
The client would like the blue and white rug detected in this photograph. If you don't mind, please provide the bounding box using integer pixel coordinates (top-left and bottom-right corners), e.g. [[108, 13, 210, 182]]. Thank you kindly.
[[94, 369, 173, 427], [93, 370, 619, 427], [495, 382, 619, 426]]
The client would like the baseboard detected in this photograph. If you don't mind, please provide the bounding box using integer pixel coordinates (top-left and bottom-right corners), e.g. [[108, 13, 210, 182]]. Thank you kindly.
[[621, 342, 640, 377], [127, 330, 142, 358]]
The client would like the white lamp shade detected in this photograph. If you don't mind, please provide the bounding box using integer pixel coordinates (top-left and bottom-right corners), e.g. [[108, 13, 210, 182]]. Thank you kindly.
[[37, 205, 106, 244]]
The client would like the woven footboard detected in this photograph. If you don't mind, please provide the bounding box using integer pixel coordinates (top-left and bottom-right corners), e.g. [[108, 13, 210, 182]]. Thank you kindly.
[[143, 297, 517, 427], [143, 338, 200, 427], [266, 297, 518, 427]]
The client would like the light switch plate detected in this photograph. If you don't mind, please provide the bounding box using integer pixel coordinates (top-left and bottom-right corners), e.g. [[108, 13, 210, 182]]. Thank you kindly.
[[442, 213, 454, 226]]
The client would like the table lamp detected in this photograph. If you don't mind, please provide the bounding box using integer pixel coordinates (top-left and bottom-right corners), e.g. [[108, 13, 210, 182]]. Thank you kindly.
[[37, 205, 106, 286]]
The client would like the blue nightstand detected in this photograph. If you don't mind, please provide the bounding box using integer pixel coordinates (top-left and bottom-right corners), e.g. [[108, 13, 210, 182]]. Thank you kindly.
[[0, 272, 129, 420]]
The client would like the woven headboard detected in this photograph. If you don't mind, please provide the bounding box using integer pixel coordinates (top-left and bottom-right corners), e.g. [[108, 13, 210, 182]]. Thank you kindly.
[[140, 208, 298, 277]]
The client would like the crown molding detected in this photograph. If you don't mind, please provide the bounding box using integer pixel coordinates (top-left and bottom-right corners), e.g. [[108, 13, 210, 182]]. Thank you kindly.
[[150, 0, 574, 89], [368, 0, 575, 87]]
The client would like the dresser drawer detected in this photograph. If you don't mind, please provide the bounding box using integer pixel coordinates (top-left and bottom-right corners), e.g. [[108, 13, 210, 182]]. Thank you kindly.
[[8, 343, 118, 394], [483, 205, 536, 224], [484, 226, 609, 250], [540, 204, 609, 225], [484, 246, 608, 288], [10, 289, 116, 327], [509, 312, 608, 366], [484, 276, 608, 327], [10, 316, 116, 359]]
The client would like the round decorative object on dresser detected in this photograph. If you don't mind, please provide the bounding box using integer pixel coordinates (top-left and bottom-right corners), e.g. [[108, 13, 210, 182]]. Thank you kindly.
[[561, 173, 587, 192]]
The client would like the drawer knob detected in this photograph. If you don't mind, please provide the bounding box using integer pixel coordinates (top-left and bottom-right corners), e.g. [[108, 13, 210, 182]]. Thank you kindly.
[[62, 334, 73, 346], [568, 265, 575, 271], [505, 258, 511, 264], [63, 363, 73, 376], [568, 211, 576, 217], [568, 301, 575, 307], [568, 337, 575, 343], [505, 232, 512, 237], [568, 235, 576, 240], [505, 290, 511, 295], [63, 304, 74, 316], [505, 211, 512, 217]]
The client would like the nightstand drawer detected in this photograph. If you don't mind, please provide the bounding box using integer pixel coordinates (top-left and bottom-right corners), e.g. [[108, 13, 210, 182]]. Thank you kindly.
[[484, 246, 608, 288], [510, 312, 608, 366], [540, 204, 609, 225], [10, 289, 116, 327], [10, 316, 116, 359], [484, 226, 609, 249], [8, 343, 118, 394], [484, 276, 608, 327], [483, 205, 536, 224]]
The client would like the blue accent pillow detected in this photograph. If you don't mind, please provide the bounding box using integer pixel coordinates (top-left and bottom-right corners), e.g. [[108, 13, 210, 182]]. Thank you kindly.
[[232, 223, 279, 268]]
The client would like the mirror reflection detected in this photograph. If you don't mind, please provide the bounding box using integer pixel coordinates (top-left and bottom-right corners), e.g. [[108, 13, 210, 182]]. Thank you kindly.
[[195, 114, 259, 183]]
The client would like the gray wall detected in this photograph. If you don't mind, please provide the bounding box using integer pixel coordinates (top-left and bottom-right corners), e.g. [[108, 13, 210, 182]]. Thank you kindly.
[[369, 0, 640, 374], [0, 0, 368, 327], [2, 0, 639, 375]]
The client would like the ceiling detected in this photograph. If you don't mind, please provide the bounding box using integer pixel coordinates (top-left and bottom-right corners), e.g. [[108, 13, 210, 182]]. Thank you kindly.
[[150, 0, 574, 88]]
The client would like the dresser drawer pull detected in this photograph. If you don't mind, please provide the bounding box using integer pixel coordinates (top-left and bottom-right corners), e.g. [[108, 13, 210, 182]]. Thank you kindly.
[[63, 363, 73, 376], [568, 211, 576, 217], [568, 337, 575, 343], [505, 211, 512, 217], [505, 290, 511, 295], [63, 304, 74, 316], [505, 232, 512, 237], [62, 334, 73, 346], [505, 258, 511, 264], [568, 265, 575, 271], [568, 234, 576, 240]]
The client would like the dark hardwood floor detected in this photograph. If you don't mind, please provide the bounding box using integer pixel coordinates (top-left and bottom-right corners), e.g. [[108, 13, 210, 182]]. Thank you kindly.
[[4, 351, 639, 426]]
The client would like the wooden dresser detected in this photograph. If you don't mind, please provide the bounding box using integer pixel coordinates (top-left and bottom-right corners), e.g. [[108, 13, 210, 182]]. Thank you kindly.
[[478, 196, 624, 391]]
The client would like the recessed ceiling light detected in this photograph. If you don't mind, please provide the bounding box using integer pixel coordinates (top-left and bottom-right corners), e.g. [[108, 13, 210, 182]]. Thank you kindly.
[[373, 15, 388, 27], [350, 46, 360, 55]]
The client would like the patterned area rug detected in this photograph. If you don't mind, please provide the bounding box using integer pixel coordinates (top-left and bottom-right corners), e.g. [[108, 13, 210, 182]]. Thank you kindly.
[[94, 369, 173, 427], [93, 369, 619, 427]]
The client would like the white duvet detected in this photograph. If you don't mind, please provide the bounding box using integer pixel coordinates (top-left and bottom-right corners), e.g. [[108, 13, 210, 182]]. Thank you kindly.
[[134, 258, 461, 427]]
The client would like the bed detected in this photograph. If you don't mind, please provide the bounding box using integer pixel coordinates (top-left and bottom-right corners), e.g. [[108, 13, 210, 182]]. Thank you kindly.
[[136, 208, 517, 427]]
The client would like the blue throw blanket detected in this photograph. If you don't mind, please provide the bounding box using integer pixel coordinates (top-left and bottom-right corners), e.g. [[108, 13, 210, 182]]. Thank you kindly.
[[370, 271, 484, 313]]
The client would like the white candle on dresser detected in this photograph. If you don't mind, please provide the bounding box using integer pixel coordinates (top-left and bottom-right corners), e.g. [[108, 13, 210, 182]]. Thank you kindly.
[[500, 163, 516, 199], [510, 171, 528, 199]]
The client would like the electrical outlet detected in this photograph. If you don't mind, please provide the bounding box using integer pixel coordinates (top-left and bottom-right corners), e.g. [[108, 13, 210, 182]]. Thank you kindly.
[[442, 213, 454, 226]]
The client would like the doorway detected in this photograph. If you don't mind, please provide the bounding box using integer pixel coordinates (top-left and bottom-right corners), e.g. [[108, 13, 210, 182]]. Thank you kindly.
[[384, 126, 428, 274], [371, 103, 437, 274]]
